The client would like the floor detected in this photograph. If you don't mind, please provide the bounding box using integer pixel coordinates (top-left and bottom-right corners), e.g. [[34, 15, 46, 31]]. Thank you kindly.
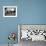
[[0, 44, 18, 46], [19, 39, 46, 46], [0, 40, 46, 46]]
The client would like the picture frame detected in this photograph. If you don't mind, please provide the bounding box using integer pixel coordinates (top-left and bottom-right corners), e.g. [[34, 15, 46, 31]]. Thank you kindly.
[[18, 24, 46, 42], [3, 6, 17, 17]]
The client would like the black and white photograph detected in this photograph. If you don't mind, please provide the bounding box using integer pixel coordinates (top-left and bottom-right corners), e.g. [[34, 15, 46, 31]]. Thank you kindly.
[[18, 25, 46, 46]]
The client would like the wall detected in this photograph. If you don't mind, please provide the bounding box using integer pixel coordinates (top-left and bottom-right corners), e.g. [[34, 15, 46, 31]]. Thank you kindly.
[[0, 0, 46, 44], [0, 0, 18, 44]]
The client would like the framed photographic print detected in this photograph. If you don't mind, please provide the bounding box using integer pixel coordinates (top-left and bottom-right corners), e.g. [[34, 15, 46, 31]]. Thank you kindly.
[[18, 24, 46, 42], [3, 6, 17, 17]]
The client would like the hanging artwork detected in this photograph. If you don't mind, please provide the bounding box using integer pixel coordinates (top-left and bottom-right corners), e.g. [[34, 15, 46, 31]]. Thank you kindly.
[[3, 6, 17, 17]]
